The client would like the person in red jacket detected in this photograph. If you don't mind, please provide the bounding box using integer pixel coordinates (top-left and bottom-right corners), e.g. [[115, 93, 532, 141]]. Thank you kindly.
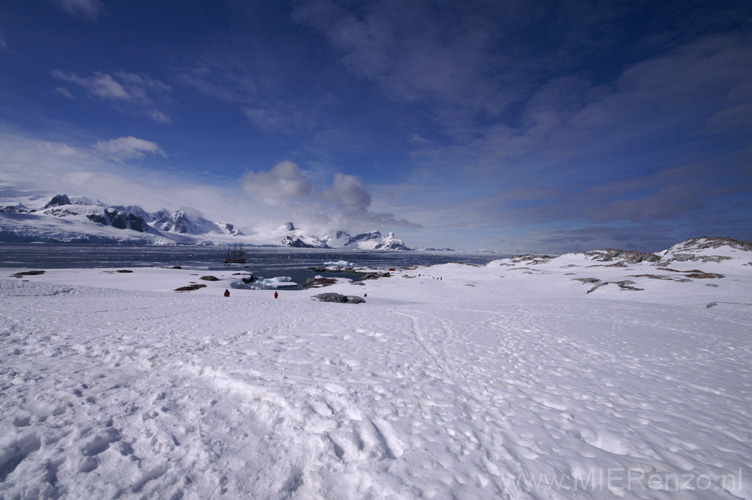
[[224, 289, 230, 297], [274, 291, 278, 299]]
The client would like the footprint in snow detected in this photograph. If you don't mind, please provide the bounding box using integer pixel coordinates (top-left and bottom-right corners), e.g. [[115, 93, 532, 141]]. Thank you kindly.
[[80, 427, 121, 457], [0, 434, 42, 481]]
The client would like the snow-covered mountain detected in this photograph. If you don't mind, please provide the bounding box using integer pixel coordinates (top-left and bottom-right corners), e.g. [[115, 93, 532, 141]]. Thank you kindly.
[[151, 209, 242, 237], [271, 223, 410, 250], [0, 193, 242, 245], [268, 222, 329, 248], [320, 230, 352, 248], [0, 193, 411, 249]]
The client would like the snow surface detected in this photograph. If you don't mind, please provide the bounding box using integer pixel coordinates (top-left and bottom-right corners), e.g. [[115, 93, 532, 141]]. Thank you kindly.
[[1, 242, 751, 499]]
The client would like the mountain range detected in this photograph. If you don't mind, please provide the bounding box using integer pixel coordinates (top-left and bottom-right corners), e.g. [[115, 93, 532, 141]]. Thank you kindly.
[[0, 193, 410, 249], [272, 222, 408, 250]]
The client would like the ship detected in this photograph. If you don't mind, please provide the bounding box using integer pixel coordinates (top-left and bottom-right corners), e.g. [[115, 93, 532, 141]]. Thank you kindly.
[[224, 244, 247, 264]]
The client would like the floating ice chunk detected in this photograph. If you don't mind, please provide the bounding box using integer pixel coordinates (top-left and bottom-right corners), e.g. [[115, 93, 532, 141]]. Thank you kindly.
[[261, 276, 297, 288], [324, 260, 354, 267], [261, 276, 293, 284], [230, 280, 259, 290]]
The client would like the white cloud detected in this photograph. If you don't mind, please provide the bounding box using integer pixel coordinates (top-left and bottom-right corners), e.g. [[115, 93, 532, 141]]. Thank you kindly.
[[323, 173, 371, 213], [53, 86, 74, 99], [292, 0, 519, 134], [51, 70, 171, 123], [148, 110, 172, 124], [241, 161, 313, 205], [402, 32, 752, 221], [179, 61, 258, 103], [238, 162, 420, 233], [178, 47, 325, 138], [242, 107, 294, 133], [94, 137, 166, 162], [52, 71, 128, 99], [56, 0, 105, 21]]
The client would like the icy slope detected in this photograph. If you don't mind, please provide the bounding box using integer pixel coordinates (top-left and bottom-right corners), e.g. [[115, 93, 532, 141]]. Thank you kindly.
[[0, 246, 750, 499]]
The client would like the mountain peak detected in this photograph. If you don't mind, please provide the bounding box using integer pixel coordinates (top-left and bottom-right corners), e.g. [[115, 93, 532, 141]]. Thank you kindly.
[[44, 194, 71, 209]]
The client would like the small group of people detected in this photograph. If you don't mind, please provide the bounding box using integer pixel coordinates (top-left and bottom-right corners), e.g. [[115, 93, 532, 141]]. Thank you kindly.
[[224, 289, 278, 299]]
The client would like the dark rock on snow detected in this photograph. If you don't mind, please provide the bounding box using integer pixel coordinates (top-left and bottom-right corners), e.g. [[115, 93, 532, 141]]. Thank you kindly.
[[586, 280, 644, 294], [583, 249, 660, 264], [44, 194, 71, 209], [303, 277, 339, 289], [313, 293, 365, 304]]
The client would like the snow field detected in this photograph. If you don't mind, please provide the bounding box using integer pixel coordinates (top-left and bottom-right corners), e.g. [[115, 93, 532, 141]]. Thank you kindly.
[[1, 255, 751, 499]]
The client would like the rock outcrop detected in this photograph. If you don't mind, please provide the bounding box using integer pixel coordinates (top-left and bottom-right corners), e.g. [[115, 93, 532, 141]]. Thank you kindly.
[[313, 293, 365, 304], [43, 194, 71, 209], [582, 249, 660, 264]]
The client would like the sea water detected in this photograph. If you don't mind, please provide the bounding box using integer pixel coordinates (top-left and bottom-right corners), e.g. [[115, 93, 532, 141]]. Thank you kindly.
[[0, 244, 508, 287]]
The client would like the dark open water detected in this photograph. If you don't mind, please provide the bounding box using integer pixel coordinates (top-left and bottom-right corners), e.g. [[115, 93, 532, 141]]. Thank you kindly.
[[0, 244, 507, 286]]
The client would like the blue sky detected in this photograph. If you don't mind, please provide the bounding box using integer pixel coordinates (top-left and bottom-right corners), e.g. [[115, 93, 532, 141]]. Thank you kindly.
[[1, 0, 750, 252]]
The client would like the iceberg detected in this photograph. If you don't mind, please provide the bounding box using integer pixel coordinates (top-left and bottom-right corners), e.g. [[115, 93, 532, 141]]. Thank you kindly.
[[324, 260, 354, 267]]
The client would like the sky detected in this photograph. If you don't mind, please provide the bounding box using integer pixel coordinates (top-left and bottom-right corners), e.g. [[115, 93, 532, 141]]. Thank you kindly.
[[1, 0, 751, 253]]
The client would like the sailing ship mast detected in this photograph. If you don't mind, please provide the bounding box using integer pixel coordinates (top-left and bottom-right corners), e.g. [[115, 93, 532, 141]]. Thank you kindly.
[[224, 244, 247, 264]]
